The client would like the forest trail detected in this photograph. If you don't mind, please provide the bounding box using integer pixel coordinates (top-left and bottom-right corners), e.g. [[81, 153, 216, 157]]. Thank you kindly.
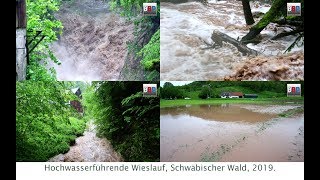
[[48, 0, 134, 80], [48, 120, 122, 162]]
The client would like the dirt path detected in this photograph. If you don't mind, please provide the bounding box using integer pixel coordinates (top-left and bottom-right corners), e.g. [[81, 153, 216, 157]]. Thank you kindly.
[[48, 121, 122, 162], [49, 0, 134, 80]]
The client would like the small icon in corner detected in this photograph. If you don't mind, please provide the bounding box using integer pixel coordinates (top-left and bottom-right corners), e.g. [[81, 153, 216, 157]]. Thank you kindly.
[[143, 84, 157, 97], [143, 3, 157, 16], [287, 3, 301, 16], [287, 84, 301, 97]]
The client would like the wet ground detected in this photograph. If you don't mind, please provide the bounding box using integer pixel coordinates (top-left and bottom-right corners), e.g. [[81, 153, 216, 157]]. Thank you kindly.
[[160, 0, 304, 80], [48, 0, 134, 80], [48, 121, 122, 162], [160, 104, 304, 162]]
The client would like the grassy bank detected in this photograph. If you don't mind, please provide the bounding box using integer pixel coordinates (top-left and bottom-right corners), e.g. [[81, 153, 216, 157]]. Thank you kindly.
[[279, 106, 304, 117], [160, 97, 304, 108]]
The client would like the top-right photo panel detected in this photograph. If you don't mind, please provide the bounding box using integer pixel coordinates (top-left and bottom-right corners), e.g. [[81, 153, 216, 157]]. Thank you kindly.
[[160, 0, 304, 81]]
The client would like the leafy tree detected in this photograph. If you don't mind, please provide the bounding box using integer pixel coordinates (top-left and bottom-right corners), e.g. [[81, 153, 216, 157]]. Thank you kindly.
[[198, 85, 212, 99], [163, 82, 174, 88], [26, 0, 63, 80], [161, 83, 185, 99]]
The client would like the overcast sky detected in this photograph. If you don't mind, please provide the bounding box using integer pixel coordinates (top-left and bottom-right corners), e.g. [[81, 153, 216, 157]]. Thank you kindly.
[[160, 81, 193, 87]]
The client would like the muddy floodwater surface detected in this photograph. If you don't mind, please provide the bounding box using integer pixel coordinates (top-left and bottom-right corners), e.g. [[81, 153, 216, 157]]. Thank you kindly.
[[48, 121, 122, 162], [160, 104, 304, 162], [160, 0, 304, 80], [48, 0, 134, 80]]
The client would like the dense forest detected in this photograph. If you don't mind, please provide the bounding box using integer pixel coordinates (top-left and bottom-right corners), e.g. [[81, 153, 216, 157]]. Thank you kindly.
[[16, 80, 160, 162], [25, 0, 159, 81], [83, 81, 160, 161], [160, 81, 304, 99]]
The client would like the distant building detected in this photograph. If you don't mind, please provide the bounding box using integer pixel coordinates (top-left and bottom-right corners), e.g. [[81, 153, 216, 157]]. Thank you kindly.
[[69, 87, 83, 114], [244, 94, 258, 98], [71, 87, 82, 99], [220, 92, 244, 98]]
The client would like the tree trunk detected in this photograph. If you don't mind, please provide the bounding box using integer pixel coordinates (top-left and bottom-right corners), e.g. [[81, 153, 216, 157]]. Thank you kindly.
[[241, 0, 255, 25], [241, 0, 286, 41]]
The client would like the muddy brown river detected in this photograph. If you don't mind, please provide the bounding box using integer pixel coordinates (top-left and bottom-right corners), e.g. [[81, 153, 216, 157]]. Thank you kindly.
[[160, 104, 304, 162], [48, 121, 122, 162]]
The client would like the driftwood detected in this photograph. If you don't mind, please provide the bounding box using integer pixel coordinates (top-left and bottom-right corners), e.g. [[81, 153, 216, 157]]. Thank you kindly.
[[210, 30, 259, 56]]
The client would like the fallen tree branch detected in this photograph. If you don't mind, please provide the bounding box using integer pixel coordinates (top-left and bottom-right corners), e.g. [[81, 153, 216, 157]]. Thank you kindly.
[[271, 28, 304, 40], [273, 18, 304, 27], [211, 30, 259, 56]]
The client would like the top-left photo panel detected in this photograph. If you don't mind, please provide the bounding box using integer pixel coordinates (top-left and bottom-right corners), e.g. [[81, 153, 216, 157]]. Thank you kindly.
[[16, 0, 160, 81]]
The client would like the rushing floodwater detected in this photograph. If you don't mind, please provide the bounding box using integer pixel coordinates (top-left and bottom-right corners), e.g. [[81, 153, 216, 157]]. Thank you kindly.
[[160, 0, 304, 80], [48, 121, 122, 162], [160, 104, 304, 162], [48, 0, 134, 80]]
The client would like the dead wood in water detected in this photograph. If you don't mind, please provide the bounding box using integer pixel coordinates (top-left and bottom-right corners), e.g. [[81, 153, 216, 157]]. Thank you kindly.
[[210, 30, 259, 56]]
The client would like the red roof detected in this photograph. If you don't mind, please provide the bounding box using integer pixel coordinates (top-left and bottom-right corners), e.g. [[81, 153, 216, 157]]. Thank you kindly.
[[230, 92, 243, 96]]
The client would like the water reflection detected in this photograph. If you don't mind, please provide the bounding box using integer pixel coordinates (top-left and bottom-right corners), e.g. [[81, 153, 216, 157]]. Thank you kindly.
[[161, 104, 276, 123]]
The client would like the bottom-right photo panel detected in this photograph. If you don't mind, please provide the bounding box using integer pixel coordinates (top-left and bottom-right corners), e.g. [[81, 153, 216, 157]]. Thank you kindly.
[[160, 81, 304, 162]]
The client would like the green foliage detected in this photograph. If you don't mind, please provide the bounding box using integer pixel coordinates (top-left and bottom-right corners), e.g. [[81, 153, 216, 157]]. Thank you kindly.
[[161, 81, 304, 100], [16, 80, 86, 161], [198, 85, 212, 99], [83, 82, 160, 161], [110, 0, 160, 80], [138, 29, 160, 71], [160, 85, 185, 99], [26, 0, 63, 80]]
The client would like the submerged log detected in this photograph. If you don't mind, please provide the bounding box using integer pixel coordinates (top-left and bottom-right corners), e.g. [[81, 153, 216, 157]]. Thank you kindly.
[[211, 30, 259, 56]]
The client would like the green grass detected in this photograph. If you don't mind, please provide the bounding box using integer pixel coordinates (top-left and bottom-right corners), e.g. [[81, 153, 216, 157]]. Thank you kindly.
[[160, 97, 304, 108], [279, 106, 305, 117]]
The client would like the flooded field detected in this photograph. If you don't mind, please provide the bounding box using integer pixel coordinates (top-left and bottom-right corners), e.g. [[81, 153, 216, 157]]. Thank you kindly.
[[160, 0, 304, 80], [160, 104, 304, 162]]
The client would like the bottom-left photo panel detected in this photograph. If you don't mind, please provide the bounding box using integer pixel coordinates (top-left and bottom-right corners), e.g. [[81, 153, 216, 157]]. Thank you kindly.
[[16, 81, 160, 162]]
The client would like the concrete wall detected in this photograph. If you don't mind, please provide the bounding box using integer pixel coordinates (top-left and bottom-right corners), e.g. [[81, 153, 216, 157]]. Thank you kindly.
[[16, 28, 27, 81]]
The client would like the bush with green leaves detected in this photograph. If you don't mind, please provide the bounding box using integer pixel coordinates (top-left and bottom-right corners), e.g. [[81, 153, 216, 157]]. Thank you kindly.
[[16, 80, 86, 161]]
